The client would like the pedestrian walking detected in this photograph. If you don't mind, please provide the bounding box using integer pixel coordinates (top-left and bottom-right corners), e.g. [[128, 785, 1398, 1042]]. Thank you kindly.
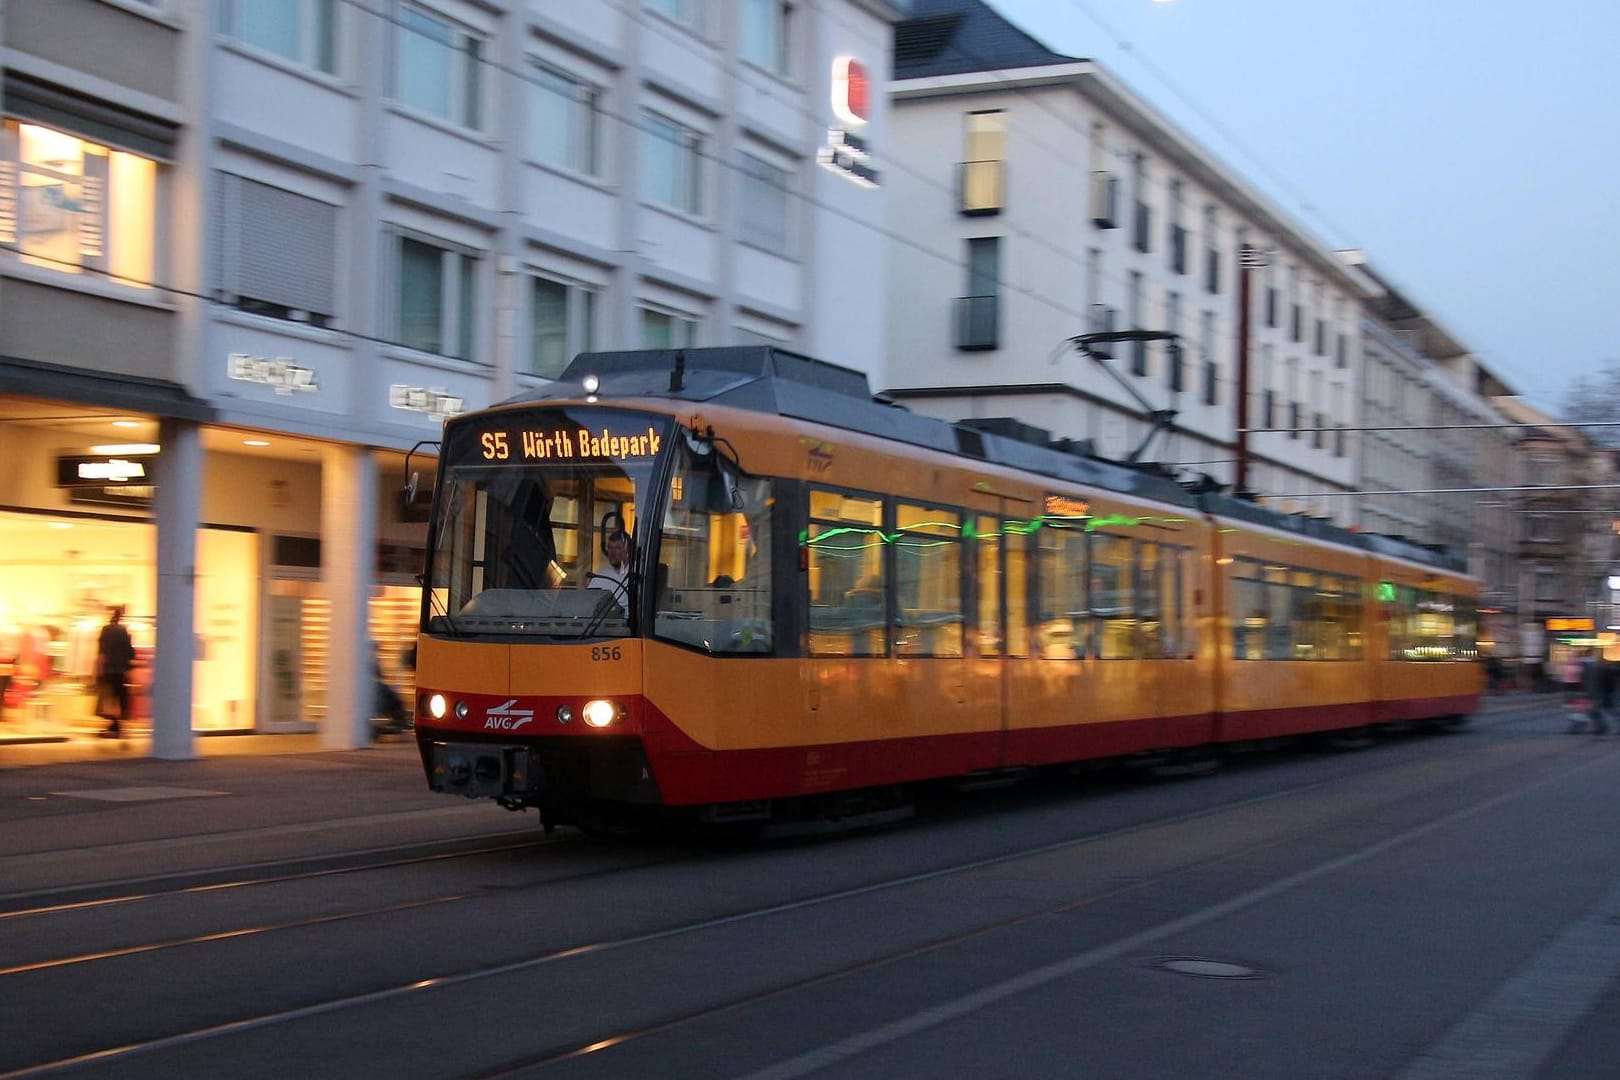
[[95, 606, 135, 738]]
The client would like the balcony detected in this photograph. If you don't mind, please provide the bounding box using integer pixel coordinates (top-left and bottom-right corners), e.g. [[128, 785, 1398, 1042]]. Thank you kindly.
[[958, 159, 1005, 216], [955, 294, 999, 350]]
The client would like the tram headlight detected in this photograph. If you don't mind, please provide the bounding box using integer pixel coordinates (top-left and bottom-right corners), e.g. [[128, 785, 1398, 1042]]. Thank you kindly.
[[582, 699, 619, 728], [428, 694, 448, 720], [454, 701, 470, 720]]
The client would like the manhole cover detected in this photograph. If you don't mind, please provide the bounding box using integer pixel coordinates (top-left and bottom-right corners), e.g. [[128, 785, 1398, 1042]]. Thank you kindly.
[[1154, 957, 1264, 980]]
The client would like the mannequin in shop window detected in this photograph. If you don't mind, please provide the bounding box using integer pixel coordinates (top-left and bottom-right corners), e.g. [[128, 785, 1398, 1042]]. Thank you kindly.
[[95, 606, 135, 738]]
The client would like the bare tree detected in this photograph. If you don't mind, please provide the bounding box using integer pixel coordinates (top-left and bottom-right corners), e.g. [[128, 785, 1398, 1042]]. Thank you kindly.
[[1561, 360, 1620, 447]]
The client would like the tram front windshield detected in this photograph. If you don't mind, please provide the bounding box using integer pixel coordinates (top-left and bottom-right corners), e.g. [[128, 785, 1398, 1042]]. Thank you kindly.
[[425, 409, 671, 639]]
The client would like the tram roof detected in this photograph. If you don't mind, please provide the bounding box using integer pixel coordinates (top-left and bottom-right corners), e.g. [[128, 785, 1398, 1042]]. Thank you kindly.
[[511, 347, 1467, 575], [521, 347, 1197, 508]]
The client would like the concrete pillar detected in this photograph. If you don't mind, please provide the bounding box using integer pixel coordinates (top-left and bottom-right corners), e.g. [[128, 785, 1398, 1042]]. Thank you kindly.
[[321, 445, 377, 749], [152, 418, 201, 760]]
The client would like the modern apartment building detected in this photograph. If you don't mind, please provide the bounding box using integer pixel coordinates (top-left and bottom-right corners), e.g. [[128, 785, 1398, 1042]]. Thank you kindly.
[[0, 0, 897, 755], [1348, 255, 1521, 654], [884, 0, 1364, 520]]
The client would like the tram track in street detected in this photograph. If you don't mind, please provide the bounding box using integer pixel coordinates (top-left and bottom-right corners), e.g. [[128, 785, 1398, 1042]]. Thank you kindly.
[[0, 715, 1581, 1079]]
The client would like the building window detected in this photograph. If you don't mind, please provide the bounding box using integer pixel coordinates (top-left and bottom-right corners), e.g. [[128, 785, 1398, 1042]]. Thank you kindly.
[[214, 173, 337, 326], [1200, 311, 1217, 406], [640, 305, 698, 348], [956, 236, 999, 350], [530, 64, 599, 175], [738, 152, 790, 251], [1290, 302, 1303, 342], [1, 119, 157, 287], [1165, 291, 1182, 392], [398, 235, 476, 359], [960, 110, 1004, 215], [529, 275, 597, 379], [645, 0, 699, 29], [1127, 270, 1146, 375], [223, 0, 336, 74], [1203, 205, 1220, 294], [396, 5, 484, 130], [1265, 286, 1278, 328], [641, 112, 702, 215], [1314, 318, 1327, 356], [740, 0, 791, 74]]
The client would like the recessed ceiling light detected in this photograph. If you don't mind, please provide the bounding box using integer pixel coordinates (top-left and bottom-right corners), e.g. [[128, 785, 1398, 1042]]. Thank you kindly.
[[111, 420, 142, 429], [243, 439, 271, 447], [48, 522, 74, 530], [90, 443, 161, 455]]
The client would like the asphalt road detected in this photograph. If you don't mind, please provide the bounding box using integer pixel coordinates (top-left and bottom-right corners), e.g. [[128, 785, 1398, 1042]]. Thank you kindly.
[[2, 696, 1619, 1080]]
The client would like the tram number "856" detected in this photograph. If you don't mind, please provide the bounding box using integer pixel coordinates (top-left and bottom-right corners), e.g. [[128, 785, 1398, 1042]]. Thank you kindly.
[[590, 646, 622, 662]]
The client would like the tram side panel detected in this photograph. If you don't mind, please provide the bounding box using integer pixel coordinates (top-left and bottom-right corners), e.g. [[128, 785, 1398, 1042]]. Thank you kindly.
[[1210, 521, 1376, 743]]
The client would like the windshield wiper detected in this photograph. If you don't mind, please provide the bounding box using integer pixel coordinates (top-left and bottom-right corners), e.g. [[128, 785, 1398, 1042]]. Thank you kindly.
[[422, 574, 462, 635], [581, 571, 637, 639]]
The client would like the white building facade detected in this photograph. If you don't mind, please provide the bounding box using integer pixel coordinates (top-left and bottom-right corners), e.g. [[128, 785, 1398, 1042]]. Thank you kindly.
[[883, 0, 1362, 519], [0, 0, 896, 755]]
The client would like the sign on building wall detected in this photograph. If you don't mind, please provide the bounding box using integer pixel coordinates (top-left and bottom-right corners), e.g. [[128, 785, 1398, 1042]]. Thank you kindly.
[[819, 57, 879, 188]]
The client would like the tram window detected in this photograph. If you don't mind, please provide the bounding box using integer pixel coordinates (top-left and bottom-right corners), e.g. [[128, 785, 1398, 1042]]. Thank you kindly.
[[1092, 533, 1136, 659], [1410, 589, 1455, 661], [653, 458, 774, 654], [1162, 547, 1187, 658], [807, 489, 887, 657], [1037, 522, 1087, 659], [1139, 542, 1162, 657], [894, 502, 964, 657], [1265, 578, 1292, 660], [974, 516, 1003, 657], [1231, 564, 1268, 661], [1006, 524, 1030, 657], [1290, 570, 1318, 659]]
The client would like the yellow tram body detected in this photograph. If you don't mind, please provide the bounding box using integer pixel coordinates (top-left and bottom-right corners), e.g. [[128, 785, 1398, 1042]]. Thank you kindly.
[[412, 348, 1481, 825]]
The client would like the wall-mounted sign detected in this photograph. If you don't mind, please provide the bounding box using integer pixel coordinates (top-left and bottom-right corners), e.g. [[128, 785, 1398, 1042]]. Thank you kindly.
[[56, 454, 155, 487], [820, 56, 879, 188], [831, 57, 869, 127], [228, 353, 318, 395], [389, 384, 465, 422], [820, 129, 879, 188]]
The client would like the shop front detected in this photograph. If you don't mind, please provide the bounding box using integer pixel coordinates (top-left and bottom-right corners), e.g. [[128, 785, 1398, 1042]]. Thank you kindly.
[[0, 394, 425, 748]]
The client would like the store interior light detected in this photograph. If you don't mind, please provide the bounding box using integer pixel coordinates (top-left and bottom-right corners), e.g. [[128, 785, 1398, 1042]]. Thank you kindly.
[[89, 443, 160, 455], [111, 420, 142, 429], [48, 522, 74, 530], [243, 439, 271, 447]]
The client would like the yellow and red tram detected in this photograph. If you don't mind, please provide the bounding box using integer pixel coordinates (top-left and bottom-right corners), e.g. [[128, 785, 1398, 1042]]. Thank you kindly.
[[412, 347, 1481, 829]]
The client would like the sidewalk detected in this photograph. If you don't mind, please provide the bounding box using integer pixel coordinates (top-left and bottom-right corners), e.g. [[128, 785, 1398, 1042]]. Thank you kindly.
[[0, 731, 541, 897]]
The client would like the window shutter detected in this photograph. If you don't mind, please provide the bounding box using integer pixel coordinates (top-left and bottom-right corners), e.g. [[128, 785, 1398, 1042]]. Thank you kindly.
[[222, 174, 337, 318]]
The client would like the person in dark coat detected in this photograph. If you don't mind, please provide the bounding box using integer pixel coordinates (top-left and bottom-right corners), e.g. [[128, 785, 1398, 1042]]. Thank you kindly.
[[95, 606, 136, 737]]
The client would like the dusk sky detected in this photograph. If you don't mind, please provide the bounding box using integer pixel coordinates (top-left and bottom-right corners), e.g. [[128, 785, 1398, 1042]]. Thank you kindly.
[[990, 0, 1620, 416]]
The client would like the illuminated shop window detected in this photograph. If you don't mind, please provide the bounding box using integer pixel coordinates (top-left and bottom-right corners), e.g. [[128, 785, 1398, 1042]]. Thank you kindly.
[[1, 120, 157, 287]]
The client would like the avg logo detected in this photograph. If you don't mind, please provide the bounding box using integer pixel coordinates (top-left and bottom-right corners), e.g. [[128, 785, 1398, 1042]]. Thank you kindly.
[[832, 56, 869, 127]]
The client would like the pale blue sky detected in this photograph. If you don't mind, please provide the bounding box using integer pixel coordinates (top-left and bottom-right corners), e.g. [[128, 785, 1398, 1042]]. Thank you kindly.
[[992, 0, 1620, 414]]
